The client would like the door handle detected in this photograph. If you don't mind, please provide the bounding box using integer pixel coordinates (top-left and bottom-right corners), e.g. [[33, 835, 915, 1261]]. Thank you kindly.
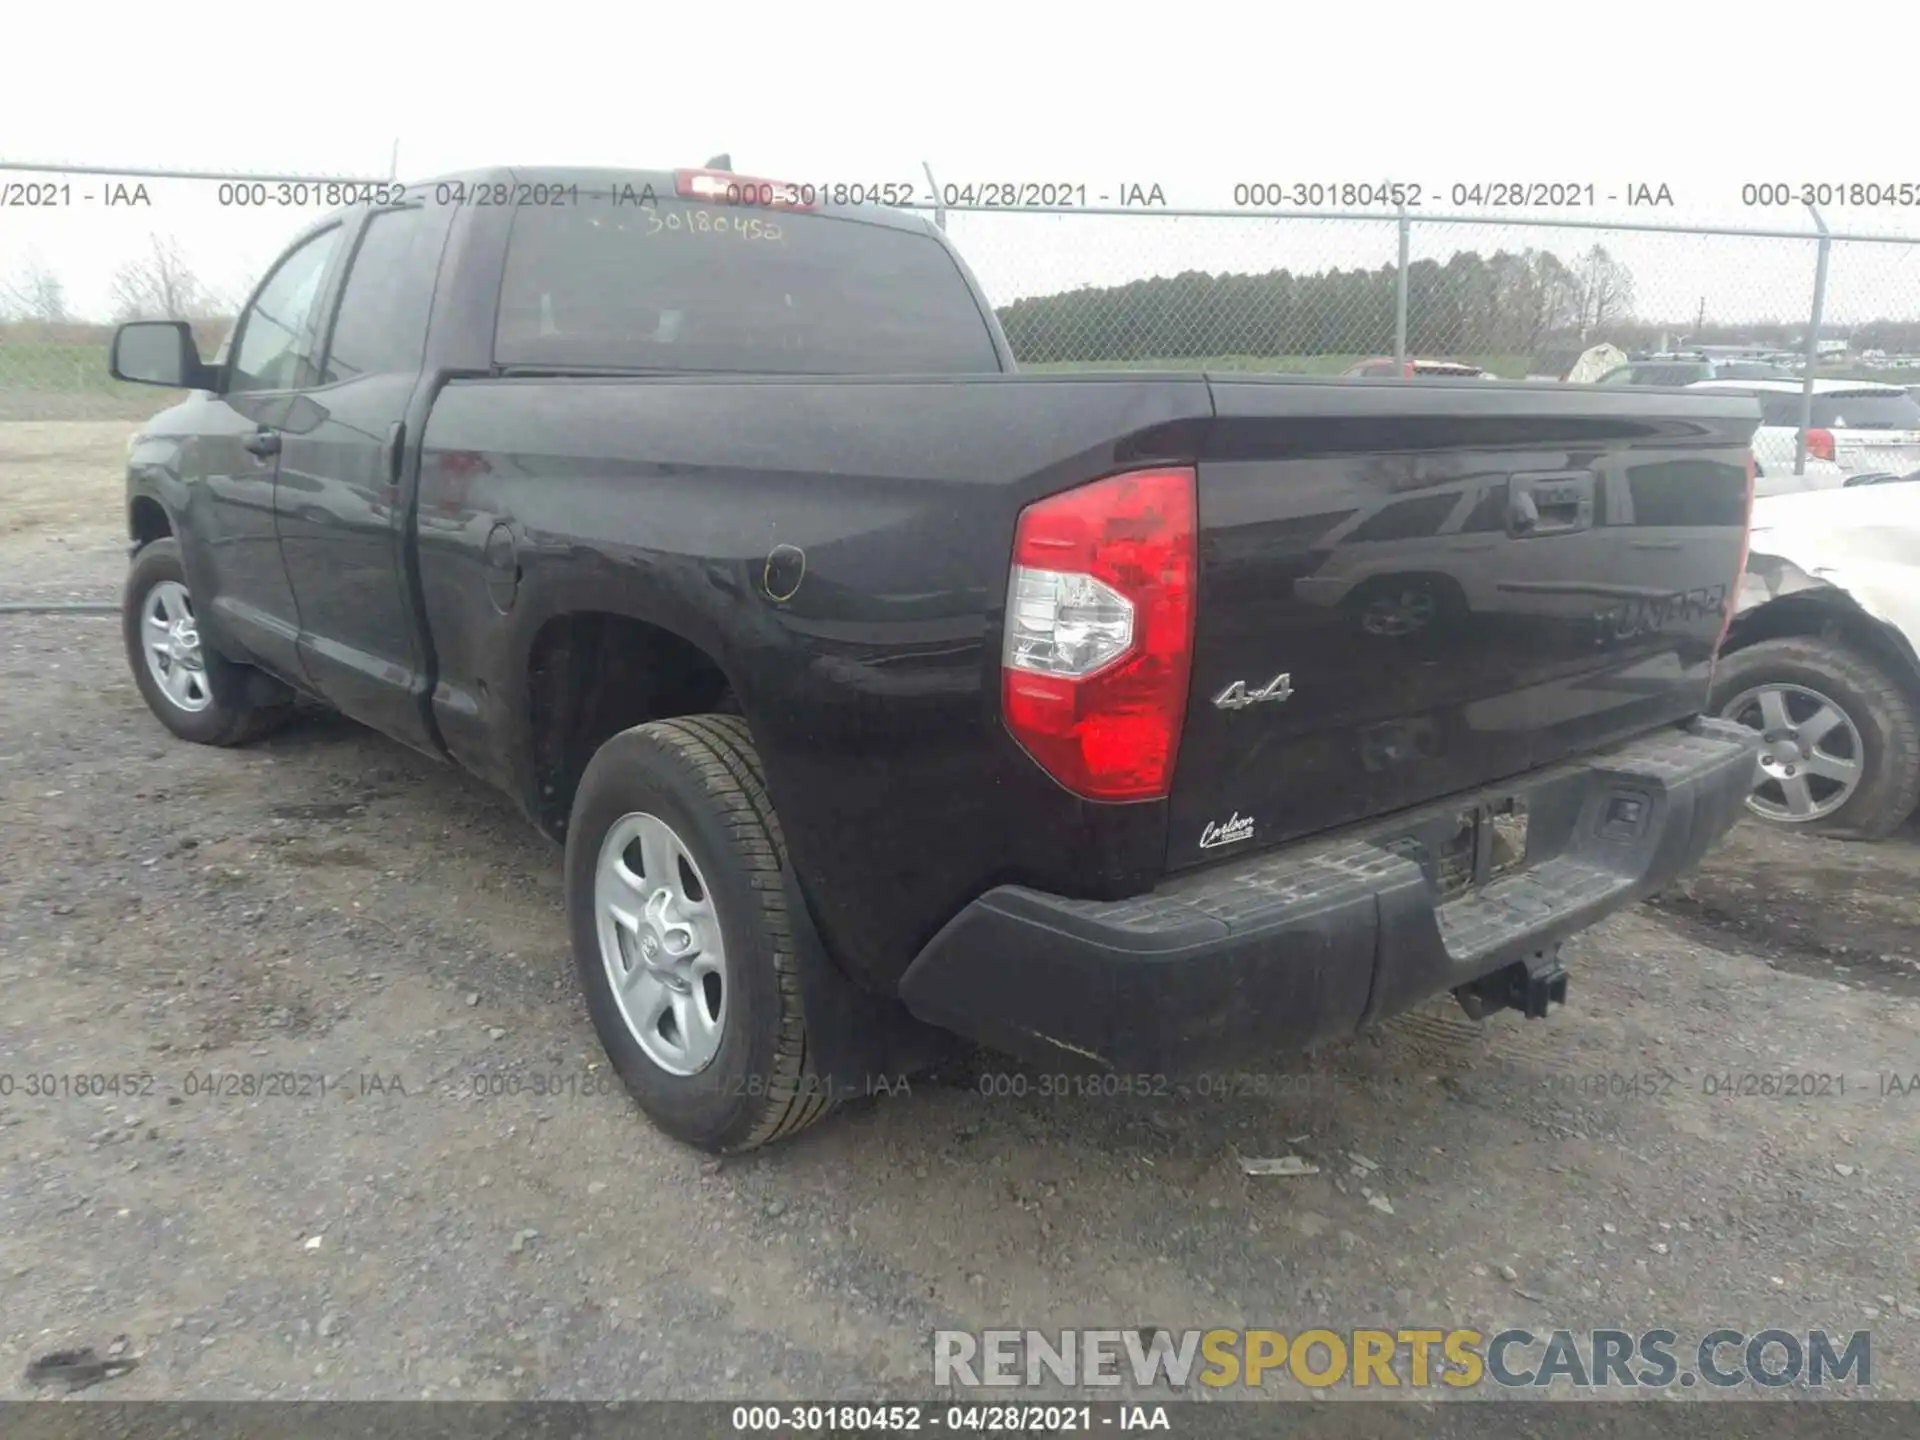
[[243, 429, 281, 459], [382, 421, 406, 488]]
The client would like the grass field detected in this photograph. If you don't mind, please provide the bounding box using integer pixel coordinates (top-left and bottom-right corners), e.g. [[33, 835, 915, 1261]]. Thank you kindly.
[[3, 340, 1537, 384], [2, 337, 1914, 411], [0, 339, 139, 390], [0, 339, 166, 419]]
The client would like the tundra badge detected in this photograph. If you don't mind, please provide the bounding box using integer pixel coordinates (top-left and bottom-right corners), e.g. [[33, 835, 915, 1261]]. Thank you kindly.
[[1199, 812, 1255, 849], [1213, 673, 1293, 710]]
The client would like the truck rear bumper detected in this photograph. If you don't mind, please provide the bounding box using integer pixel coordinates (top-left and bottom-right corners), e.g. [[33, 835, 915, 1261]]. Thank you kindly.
[[899, 717, 1758, 1072]]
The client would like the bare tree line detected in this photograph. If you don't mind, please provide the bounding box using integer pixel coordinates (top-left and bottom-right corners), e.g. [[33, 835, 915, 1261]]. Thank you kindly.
[[0, 255, 71, 324], [996, 242, 1646, 364], [0, 232, 232, 328]]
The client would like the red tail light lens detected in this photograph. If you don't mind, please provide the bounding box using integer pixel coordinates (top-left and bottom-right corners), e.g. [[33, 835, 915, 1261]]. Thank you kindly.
[[673, 169, 815, 210], [1806, 427, 1836, 462], [1001, 467, 1197, 800]]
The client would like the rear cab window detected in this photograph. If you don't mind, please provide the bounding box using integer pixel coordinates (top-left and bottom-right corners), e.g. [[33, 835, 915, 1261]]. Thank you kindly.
[[494, 196, 1003, 375]]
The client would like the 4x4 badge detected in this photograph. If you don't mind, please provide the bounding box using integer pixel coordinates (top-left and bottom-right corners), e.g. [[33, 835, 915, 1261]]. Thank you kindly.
[[1213, 673, 1293, 710]]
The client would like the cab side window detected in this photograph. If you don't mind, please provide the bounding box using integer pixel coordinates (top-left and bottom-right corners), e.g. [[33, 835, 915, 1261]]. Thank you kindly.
[[228, 225, 345, 394], [318, 206, 440, 383]]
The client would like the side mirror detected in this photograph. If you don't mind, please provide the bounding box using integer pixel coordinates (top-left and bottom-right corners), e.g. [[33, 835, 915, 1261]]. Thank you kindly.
[[110, 321, 218, 390]]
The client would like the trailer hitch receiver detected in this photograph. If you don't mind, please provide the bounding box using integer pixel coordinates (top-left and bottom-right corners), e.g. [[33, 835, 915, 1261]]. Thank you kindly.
[[1456, 944, 1569, 1021]]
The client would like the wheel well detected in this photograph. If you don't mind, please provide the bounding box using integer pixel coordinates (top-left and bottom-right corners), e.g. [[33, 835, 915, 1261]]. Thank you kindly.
[[525, 611, 738, 840], [129, 495, 171, 548], [1723, 592, 1920, 699]]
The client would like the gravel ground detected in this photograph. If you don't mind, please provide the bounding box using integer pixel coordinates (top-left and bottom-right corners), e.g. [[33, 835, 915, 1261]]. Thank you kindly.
[[3, 421, 1918, 1406]]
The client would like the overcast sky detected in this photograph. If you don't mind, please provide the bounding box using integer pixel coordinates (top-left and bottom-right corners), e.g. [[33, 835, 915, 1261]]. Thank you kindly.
[[5, 0, 1919, 327]]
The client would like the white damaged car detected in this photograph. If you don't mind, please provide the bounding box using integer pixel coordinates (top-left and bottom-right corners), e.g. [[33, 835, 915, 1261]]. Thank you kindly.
[[1711, 482, 1920, 838]]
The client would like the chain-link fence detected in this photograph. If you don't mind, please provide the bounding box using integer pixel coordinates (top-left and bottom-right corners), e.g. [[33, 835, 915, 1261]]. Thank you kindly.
[[938, 205, 1920, 386], [5, 163, 1920, 423]]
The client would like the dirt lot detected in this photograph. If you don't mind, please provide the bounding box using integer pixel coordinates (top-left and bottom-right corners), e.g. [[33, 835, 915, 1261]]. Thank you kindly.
[[3, 420, 1919, 1404], [0, 420, 139, 605]]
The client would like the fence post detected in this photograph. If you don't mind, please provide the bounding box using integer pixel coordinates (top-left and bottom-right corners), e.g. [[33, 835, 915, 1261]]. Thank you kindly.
[[1796, 206, 1831, 477], [1393, 204, 1410, 368]]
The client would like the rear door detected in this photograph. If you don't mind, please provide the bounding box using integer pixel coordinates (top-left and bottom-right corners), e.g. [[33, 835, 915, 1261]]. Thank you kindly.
[[275, 199, 452, 753], [1167, 380, 1757, 869]]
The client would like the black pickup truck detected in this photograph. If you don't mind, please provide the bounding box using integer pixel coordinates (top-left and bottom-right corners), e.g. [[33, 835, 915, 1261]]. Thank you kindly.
[[111, 164, 1764, 1152]]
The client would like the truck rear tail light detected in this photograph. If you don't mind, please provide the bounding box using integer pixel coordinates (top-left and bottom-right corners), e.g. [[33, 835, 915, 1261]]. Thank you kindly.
[[1806, 427, 1836, 462], [1001, 467, 1197, 801], [674, 169, 815, 210]]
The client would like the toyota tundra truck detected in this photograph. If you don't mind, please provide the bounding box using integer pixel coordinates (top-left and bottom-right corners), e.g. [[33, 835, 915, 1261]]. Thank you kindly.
[[109, 163, 1765, 1152]]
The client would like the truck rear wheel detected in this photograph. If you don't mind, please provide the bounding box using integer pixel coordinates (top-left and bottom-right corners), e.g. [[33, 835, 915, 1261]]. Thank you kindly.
[[565, 715, 832, 1152], [122, 538, 293, 747], [1711, 636, 1920, 840]]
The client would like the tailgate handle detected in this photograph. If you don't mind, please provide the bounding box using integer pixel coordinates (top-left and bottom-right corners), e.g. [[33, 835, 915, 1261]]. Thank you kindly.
[[1509, 471, 1594, 537]]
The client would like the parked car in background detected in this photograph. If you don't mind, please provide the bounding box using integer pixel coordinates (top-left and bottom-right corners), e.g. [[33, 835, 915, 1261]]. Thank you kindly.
[[1713, 483, 1920, 838], [1340, 357, 1495, 378], [1687, 379, 1920, 493], [1594, 353, 1794, 386]]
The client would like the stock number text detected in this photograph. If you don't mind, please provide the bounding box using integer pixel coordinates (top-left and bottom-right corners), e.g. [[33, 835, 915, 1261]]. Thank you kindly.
[[1235, 181, 1420, 208], [0, 1071, 156, 1098], [1743, 182, 1920, 207], [217, 181, 405, 208]]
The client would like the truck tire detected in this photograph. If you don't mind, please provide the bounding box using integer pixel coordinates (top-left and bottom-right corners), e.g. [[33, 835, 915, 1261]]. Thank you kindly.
[[1711, 636, 1920, 840], [566, 715, 832, 1152], [122, 538, 293, 747]]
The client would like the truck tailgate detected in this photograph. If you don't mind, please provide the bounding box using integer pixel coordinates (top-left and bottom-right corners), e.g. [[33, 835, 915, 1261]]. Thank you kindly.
[[1168, 379, 1759, 871]]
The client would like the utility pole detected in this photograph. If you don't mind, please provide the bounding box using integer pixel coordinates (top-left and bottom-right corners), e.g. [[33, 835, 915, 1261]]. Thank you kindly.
[[1796, 206, 1831, 478]]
